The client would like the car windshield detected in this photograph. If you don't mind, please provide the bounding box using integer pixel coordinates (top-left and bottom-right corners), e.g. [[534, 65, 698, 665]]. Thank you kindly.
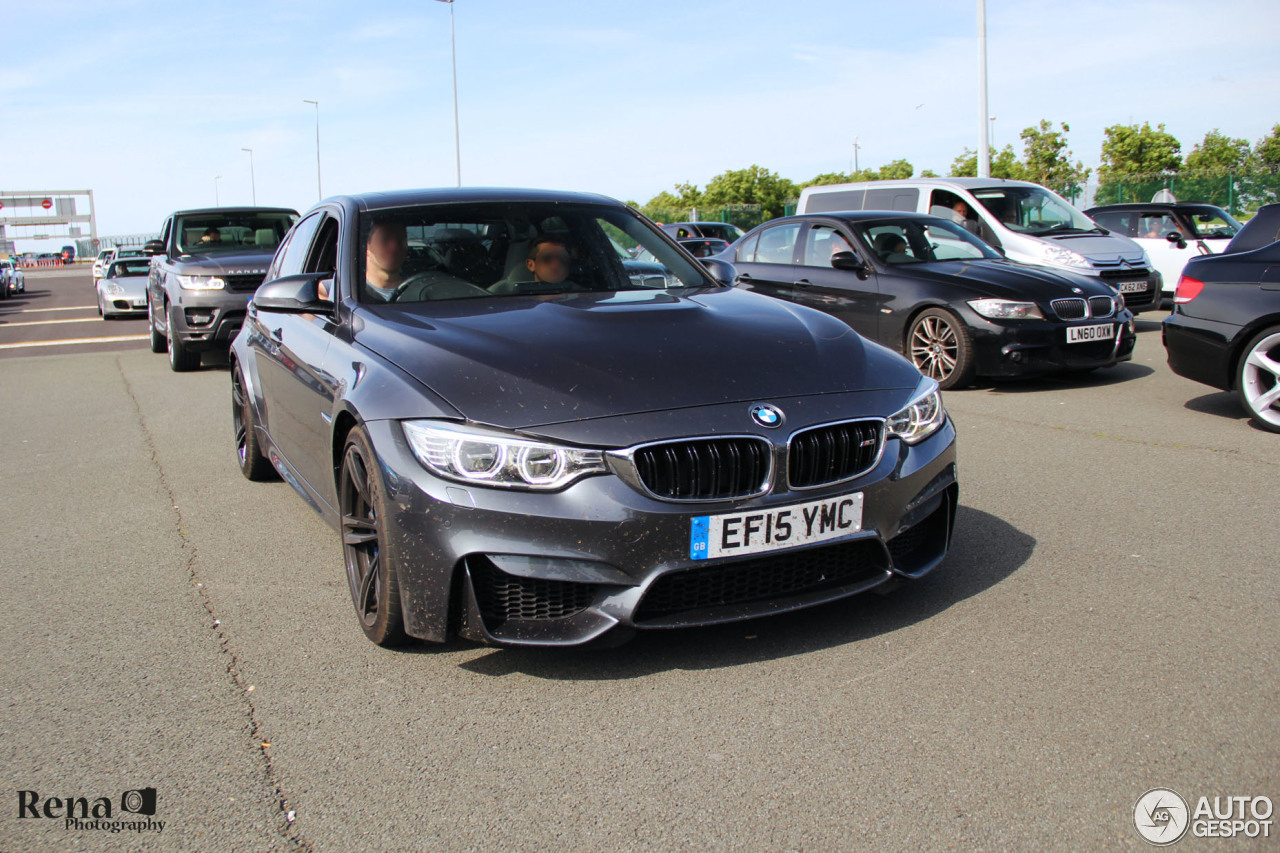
[[1182, 206, 1241, 240], [852, 217, 1002, 264], [357, 201, 716, 304], [970, 186, 1096, 235], [108, 260, 152, 277], [175, 212, 298, 255]]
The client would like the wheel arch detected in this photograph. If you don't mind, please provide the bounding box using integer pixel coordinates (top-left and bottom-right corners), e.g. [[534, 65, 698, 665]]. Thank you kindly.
[[1227, 314, 1280, 390]]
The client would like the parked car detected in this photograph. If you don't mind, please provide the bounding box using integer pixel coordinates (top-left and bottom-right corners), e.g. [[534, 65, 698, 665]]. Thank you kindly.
[[1163, 203, 1280, 432], [1, 258, 24, 297], [1085, 202, 1242, 302], [635, 237, 729, 262], [96, 258, 152, 318], [721, 211, 1137, 389], [798, 178, 1162, 313], [230, 188, 959, 648], [660, 221, 747, 244], [145, 206, 299, 371], [92, 248, 115, 280]]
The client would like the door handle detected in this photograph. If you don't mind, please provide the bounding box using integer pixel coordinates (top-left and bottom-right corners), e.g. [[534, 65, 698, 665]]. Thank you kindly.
[[737, 273, 753, 282], [793, 278, 812, 287]]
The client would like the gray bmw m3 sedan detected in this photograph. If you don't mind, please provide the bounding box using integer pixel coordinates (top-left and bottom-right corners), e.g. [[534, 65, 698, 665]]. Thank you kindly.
[[230, 188, 959, 647]]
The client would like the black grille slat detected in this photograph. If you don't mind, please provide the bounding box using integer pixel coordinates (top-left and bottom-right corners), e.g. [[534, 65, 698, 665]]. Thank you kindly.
[[1088, 296, 1114, 318], [788, 420, 882, 488], [225, 274, 266, 293], [633, 438, 770, 501], [635, 539, 888, 622], [1051, 297, 1087, 320]]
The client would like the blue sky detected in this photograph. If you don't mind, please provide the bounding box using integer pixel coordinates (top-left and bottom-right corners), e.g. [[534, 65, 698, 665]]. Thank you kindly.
[[3, 0, 1278, 249]]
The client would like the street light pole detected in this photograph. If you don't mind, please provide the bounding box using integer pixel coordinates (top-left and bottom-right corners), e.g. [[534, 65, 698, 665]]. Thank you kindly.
[[853, 137, 860, 174], [434, 0, 461, 187], [976, 0, 991, 178], [303, 99, 322, 200], [214, 175, 222, 206], [242, 148, 256, 204]]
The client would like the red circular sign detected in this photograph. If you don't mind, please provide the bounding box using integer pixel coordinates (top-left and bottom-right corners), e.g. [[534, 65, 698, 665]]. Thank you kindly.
[[0, 200, 5, 209], [42, 198, 53, 210]]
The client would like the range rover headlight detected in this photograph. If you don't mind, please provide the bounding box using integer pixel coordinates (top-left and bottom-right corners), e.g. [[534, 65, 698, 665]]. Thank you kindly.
[[886, 378, 947, 445], [967, 298, 1044, 320], [402, 421, 607, 490], [1040, 244, 1091, 270], [177, 274, 226, 290]]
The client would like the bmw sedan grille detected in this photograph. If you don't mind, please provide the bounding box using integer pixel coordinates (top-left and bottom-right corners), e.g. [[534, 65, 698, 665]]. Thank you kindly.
[[788, 419, 884, 488], [632, 437, 772, 501]]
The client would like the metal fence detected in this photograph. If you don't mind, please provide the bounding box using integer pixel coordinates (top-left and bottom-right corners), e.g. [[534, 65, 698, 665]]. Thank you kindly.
[[1080, 170, 1280, 216]]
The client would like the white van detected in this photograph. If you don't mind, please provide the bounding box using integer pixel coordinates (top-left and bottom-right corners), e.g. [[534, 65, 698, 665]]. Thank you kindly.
[[797, 178, 1161, 312]]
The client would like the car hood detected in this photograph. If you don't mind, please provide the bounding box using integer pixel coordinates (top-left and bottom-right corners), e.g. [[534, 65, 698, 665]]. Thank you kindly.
[[353, 287, 921, 429], [169, 249, 275, 275], [1037, 232, 1145, 264], [900, 258, 1111, 301]]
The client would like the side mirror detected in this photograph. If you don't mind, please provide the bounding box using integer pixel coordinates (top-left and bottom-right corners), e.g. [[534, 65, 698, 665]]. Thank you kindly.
[[699, 257, 737, 286], [830, 251, 866, 271], [252, 273, 334, 314], [1166, 231, 1188, 249], [143, 239, 165, 255]]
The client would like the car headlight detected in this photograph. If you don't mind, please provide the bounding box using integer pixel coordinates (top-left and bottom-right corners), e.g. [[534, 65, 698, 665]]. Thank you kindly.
[[402, 421, 607, 491], [967, 298, 1043, 320], [886, 378, 947, 445], [177, 274, 225, 290], [102, 282, 125, 296], [1040, 244, 1091, 270]]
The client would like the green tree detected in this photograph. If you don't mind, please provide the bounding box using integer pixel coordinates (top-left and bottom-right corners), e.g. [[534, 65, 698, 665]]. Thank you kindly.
[[700, 165, 797, 220], [1254, 124, 1280, 170], [803, 171, 864, 187], [948, 145, 1024, 179], [1185, 129, 1251, 173], [1096, 122, 1182, 204], [1020, 120, 1090, 198], [640, 182, 703, 222], [873, 159, 914, 180]]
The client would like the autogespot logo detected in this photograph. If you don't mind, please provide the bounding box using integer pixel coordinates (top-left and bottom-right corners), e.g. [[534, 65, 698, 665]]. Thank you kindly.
[[750, 404, 783, 429], [1134, 788, 1190, 845]]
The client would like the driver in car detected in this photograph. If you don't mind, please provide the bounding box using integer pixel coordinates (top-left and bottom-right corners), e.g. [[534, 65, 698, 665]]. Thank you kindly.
[[525, 234, 573, 285], [365, 219, 408, 300]]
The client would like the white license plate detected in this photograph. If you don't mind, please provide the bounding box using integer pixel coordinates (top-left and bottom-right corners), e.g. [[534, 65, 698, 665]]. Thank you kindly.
[[132, 299, 147, 307], [1067, 323, 1116, 344], [1118, 281, 1148, 293], [690, 493, 864, 561]]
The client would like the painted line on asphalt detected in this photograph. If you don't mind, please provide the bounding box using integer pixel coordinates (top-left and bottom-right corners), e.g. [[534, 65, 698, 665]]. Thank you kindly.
[[1, 317, 114, 328], [0, 335, 149, 350], [0, 305, 100, 315]]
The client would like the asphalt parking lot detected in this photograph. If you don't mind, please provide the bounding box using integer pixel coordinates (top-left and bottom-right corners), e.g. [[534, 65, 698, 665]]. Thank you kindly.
[[1, 270, 1276, 851]]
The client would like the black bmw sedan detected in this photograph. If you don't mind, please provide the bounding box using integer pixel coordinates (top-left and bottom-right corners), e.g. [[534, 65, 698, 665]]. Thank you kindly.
[[230, 189, 958, 648], [723, 211, 1138, 389], [1163, 203, 1280, 433]]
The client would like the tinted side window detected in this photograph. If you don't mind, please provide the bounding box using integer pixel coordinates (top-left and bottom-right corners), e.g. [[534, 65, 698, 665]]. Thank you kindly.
[[806, 189, 866, 214], [752, 223, 801, 264], [735, 232, 760, 263], [863, 188, 919, 212], [1090, 212, 1136, 237], [802, 225, 853, 267], [275, 212, 324, 278]]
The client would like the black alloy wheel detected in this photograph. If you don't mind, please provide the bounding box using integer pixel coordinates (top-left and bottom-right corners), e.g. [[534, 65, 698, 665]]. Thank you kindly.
[[148, 299, 167, 353], [908, 307, 975, 390], [339, 427, 407, 646], [230, 365, 275, 481]]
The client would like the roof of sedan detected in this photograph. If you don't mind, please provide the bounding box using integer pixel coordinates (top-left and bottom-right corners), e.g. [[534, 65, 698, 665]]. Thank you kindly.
[[777, 210, 940, 223], [348, 187, 624, 211], [1085, 202, 1227, 212]]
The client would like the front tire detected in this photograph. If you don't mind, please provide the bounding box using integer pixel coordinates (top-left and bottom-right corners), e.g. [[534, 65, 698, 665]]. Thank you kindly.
[[166, 303, 201, 372], [231, 365, 276, 481], [339, 426, 407, 646], [907, 307, 975, 390], [149, 299, 167, 353], [1238, 326, 1280, 433]]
